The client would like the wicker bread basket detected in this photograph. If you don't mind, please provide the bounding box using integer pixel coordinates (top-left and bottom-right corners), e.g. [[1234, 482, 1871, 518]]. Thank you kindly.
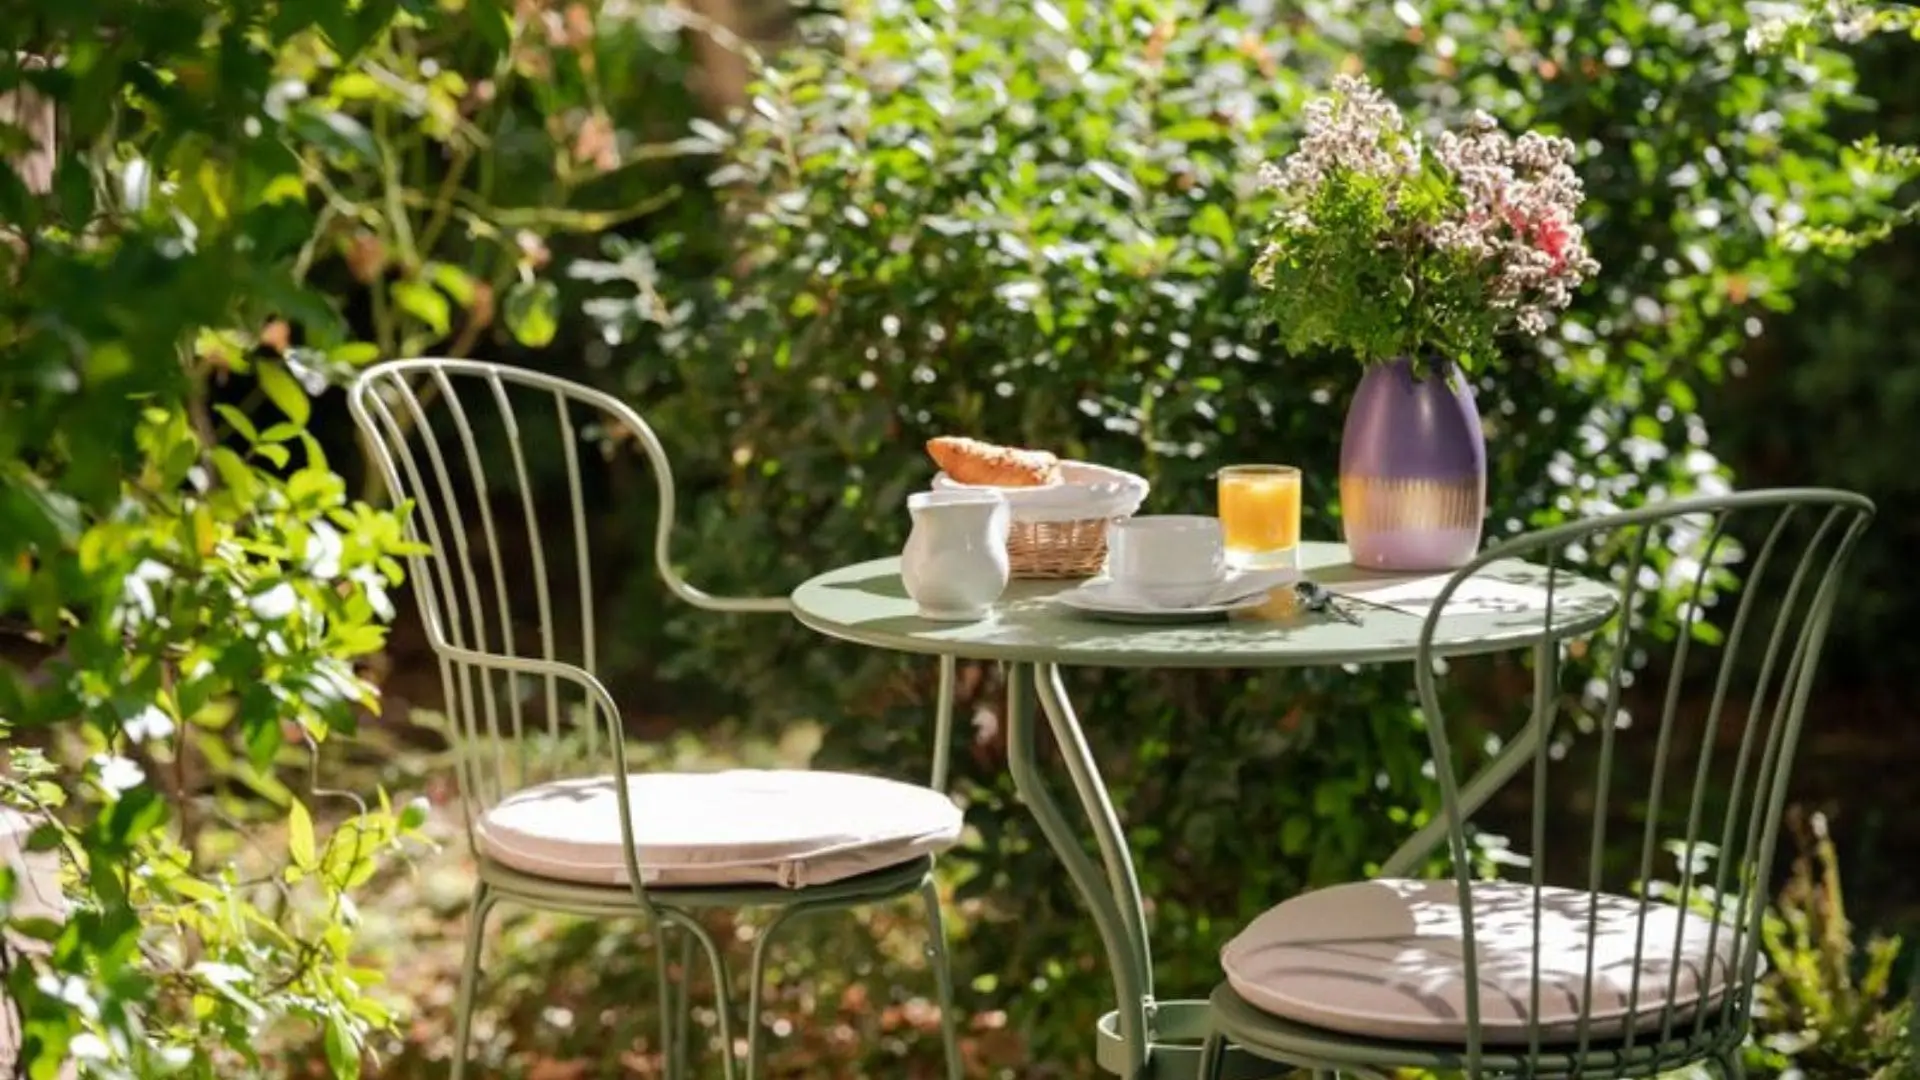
[[931, 461, 1150, 579]]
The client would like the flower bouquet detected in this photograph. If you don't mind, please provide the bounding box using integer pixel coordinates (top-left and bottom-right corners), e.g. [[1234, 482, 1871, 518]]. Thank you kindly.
[[1254, 74, 1598, 570]]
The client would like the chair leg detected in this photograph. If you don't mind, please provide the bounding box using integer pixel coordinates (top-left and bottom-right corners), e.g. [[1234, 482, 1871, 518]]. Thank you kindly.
[[1196, 1029, 1226, 1080], [917, 878, 964, 1080], [745, 905, 809, 1079], [673, 914, 738, 1080], [655, 922, 685, 1080], [672, 930, 694, 1074], [450, 884, 497, 1080], [1715, 1045, 1748, 1080]]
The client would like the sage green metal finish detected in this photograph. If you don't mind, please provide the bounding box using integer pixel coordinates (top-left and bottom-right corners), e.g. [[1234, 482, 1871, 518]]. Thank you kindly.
[[791, 543, 1613, 1078], [1200, 489, 1874, 1079], [791, 543, 1617, 669], [1099, 1001, 1289, 1080], [348, 358, 963, 1080]]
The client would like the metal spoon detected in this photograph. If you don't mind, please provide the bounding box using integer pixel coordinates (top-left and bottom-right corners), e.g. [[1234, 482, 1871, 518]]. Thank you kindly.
[[1294, 581, 1364, 625]]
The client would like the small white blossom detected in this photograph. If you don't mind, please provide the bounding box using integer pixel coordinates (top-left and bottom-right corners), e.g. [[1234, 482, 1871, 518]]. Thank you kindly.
[[303, 520, 345, 580], [250, 582, 299, 621], [350, 565, 396, 621], [124, 705, 176, 743], [92, 754, 145, 794]]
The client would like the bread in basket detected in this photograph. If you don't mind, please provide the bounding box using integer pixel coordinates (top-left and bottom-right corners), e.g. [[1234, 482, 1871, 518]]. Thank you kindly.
[[926, 437, 1148, 579]]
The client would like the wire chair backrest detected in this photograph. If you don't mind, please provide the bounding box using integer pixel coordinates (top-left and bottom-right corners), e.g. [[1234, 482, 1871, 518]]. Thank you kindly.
[[1413, 488, 1873, 1074], [347, 358, 789, 880]]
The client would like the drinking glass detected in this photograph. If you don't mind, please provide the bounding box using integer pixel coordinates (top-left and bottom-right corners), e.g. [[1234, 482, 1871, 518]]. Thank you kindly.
[[1217, 464, 1302, 570]]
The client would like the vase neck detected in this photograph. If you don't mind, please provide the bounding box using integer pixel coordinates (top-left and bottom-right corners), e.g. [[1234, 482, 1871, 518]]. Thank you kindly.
[[1381, 354, 1456, 383]]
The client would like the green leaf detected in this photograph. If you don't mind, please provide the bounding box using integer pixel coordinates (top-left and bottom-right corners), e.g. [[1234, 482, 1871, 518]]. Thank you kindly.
[[213, 404, 259, 444], [289, 106, 379, 163], [210, 447, 259, 498], [427, 262, 479, 308], [331, 342, 382, 366], [257, 362, 311, 426], [10, 917, 64, 942], [330, 72, 383, 101], [166, 875, 225, 904], [326, 1012, 362, 1079], [468, 0, 514, 53], [1192, 204, 1234, 248], [288, 798, 316, 871], [504, 279, 559, 347], [391, 280, 451, 338], [1158, 118, 1223, 143], [1281, 816, 1311, 855]]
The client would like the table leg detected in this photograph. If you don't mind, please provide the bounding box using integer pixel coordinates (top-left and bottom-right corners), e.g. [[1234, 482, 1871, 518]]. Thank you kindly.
[[1005, 662, 1154, 1078], [1034, 664, 1156, 1007]]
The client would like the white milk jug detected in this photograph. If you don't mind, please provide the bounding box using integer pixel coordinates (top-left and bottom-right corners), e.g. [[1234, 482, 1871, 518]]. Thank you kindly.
[[900, 489, 1011, 620]]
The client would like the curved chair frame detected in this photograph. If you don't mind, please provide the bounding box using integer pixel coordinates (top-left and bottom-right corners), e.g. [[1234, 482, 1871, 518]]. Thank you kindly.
[[1198, 488, 1874, 1080], [348, 358, 963, 1080]]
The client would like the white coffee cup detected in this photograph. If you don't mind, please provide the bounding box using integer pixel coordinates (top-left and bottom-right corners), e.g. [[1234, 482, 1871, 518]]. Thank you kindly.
[[1105, 515, 1227, 607]]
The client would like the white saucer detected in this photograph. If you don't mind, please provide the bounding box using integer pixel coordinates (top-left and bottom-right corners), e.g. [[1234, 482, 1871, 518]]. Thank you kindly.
[[1055, 570, 1296, 623]]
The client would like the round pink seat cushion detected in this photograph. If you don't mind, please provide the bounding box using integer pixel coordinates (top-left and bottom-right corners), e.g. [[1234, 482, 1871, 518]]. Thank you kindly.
[[476, 770, 962, 890], [1222, 879, 1738, 1045]]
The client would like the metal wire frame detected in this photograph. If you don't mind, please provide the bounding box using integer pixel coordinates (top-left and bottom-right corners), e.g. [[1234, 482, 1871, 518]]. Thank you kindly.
[[1201, 488, 1874, 1080], [347, 358, 962, 1080]]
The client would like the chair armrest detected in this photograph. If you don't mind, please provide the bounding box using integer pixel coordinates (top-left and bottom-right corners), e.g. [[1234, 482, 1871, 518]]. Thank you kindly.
[[428, 642, 626, 747], [659, 573, 793, 615]]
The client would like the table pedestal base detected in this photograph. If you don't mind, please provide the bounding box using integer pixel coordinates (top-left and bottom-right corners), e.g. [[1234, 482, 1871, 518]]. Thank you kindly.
[[1095, 1000, 1288, 1080]]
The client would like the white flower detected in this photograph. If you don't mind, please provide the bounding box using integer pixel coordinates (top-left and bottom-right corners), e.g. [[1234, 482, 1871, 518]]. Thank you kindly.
[[350, 565, 396, 622], [249, 582, 299, 621], [303, 520, 345, 580], [92, 754, 145, 794], [124, 705, 176, 744], [119, 558, 175, 624]]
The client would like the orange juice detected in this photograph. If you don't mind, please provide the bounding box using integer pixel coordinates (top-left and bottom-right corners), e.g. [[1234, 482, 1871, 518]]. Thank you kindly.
[[1217, 465, 1302, 568]]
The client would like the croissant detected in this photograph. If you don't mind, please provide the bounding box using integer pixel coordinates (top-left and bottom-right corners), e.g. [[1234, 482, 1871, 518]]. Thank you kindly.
[[926, 436, 1062, 487]]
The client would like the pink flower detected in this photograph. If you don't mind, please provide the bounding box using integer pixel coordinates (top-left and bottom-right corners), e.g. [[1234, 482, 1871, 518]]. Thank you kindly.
[[1532, 214, 1571, 273]]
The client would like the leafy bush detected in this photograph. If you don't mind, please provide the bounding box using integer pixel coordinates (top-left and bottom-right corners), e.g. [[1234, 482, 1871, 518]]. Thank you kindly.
[[1751, 811, 1914, 1079], [581, 0, 1913, 1065], [2, 0, 729, 1072], [0, 3, 473, 1074]]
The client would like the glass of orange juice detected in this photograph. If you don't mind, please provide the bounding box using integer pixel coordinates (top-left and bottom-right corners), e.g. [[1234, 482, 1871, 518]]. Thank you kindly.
[[1217, 464, 1302, 570]]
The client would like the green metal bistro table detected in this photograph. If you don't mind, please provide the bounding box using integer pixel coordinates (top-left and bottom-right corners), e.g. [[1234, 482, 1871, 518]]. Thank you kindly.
[[789, 540, 1617, 1080]]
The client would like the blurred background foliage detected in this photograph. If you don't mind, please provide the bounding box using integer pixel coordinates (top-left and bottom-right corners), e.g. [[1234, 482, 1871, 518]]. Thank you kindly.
[[1, 0, 1916, 1076]]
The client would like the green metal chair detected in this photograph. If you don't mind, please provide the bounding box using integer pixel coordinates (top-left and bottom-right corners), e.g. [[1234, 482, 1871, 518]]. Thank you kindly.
[[348, 358, 966, 1080], [1197, 489, 1874, 1080]]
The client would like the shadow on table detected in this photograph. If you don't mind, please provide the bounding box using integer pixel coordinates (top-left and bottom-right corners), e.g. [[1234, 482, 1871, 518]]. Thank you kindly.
[[820, 573, 911, 600]]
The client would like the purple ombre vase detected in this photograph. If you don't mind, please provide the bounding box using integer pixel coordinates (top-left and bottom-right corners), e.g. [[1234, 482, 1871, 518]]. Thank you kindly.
[[1338, 356, 1487, 572]]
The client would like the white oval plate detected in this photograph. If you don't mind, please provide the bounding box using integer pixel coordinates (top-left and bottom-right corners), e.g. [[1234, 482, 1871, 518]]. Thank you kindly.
[[1054, 578, 1276, 624]]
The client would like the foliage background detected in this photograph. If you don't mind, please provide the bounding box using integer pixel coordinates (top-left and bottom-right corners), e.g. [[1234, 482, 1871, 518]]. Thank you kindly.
[[2, 0, 1917, 1076]]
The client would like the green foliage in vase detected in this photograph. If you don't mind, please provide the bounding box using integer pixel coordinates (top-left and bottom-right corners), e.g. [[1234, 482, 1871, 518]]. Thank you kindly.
[[1253, 74, 1598, 372]]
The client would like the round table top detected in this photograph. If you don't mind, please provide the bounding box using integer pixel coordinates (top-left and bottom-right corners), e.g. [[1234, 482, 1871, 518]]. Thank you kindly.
[[789, 541, 1617, 670]]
